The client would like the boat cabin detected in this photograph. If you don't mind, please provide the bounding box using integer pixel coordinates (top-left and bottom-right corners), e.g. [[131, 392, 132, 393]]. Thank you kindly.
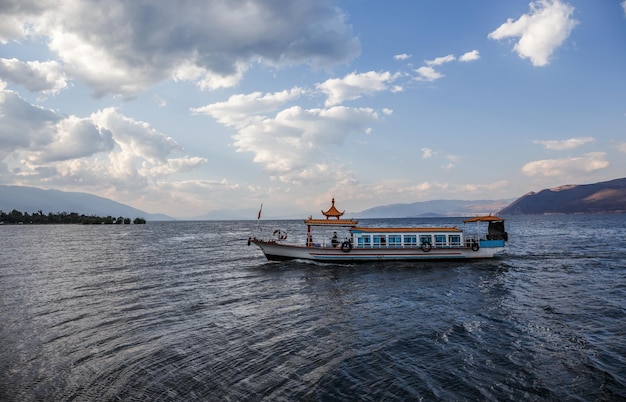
[[350, 227, 464, 249], [298, 199, 506, 250]]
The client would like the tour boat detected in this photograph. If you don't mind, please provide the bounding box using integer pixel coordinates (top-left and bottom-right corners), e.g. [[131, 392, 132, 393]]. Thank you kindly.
[[248, 199, 508, 263]]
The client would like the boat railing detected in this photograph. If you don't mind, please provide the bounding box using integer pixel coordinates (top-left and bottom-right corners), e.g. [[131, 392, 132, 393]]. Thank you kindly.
[[464, 234, 481, 244], [344, 234, 484, 250], [261, 232, 485, 249]]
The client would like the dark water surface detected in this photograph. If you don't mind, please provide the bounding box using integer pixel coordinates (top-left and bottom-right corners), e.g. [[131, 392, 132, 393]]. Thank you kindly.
[[1, 215, 625, 401]]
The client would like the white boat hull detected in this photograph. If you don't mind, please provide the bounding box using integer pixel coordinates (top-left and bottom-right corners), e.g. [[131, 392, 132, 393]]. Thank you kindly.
[[251, 239, 505, 263]]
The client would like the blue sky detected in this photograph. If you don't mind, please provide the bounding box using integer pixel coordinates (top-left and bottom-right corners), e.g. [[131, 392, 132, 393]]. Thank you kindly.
[[1, 0, 625, 218]]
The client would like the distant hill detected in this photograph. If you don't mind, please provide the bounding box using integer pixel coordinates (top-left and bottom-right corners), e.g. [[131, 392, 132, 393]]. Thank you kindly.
[[498, 178, 626, 215], [0, 185, 173, 220], [355, 199, 513, 218], [193, 208, 262, 221]]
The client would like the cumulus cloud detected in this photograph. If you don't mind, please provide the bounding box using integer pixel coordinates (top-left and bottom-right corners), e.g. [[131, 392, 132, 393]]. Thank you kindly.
[[616, 142, 626, 154], [421, 148, 434, 159], [0, 84, 205, 191], [232, 105, 383, 183], [90, 108, 183, 166], [193, 70, 401, 184], [426, 54, 456, 66], [0, 0, 50, 43], [533, 136, 594, 150], [521, 152, 609, 177], [194, 88, 306, 128], [415, 66, 444, 82], [459, 50, 480, 62], [413, 50, 478, 82], [0, 83, 58, 151], [0, 0, 360, 96], [316, 71, 400, 107], [394, 54, 411, 61], [27, 116, 114, 164], [488, 0, 578, 66], [0, 58, 68, 95]]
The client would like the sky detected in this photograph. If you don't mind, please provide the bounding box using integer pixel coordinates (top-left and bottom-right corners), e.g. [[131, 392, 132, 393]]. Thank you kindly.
[[1, 0, 625, 219]]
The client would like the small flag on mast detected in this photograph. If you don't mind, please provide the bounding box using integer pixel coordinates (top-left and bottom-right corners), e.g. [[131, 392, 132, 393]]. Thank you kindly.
[[257, 203, 263, 220]]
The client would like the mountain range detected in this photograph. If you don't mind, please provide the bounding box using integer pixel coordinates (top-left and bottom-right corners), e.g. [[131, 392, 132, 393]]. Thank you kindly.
[[0, 185, 172, 221], [498, 177, 626, 215], [354, 199, 513, 218], [1, 178, 624, 220]]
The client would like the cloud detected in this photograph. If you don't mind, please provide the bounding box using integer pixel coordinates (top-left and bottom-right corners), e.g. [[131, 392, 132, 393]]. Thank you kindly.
[[153, 95, 167, 107], [191, 88, 306, 128], [0, 82, 58, 151], [27, 116, 114, 164], [488, 0, 578, 66], [521, 152, 609, 177], [459, 50, 480, 62], [623, 1, 626, 16], [316, 71, 400, 107], [0, 85, 206, 191], [0, 58, 68, 95], [332, 179, 511, 209], [419, 148, 460, 169], [90, 108, 183, 166], [616, 142, 626, 154], [232, 105, 383, 184], [442, 154, 460, 170], [394, 54, 411, 61], [460, 180, 508, 192], [415, 66, 444, 82], [413, 51, 479, 82], [1, 0, 360, 96], [194, 70, 400, 184], [426, 54, 456, 66], [0, 1, 51, 43], [533, 136, 595, 150], [329, 179, 434, 206]]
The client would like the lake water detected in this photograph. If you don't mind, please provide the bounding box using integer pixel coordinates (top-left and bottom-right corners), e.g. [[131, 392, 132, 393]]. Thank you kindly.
[[1, 214, 625, 401]]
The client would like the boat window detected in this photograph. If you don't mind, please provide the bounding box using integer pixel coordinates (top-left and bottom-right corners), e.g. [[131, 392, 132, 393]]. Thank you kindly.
[[357, 235, 371, 248], [404, 235, 417, 247], [373, 235, 387, 247], [435, 235, 447, 247], [449, 235, 461, 246], [388, 235, 401, 247], [419, 235, 432, 245]]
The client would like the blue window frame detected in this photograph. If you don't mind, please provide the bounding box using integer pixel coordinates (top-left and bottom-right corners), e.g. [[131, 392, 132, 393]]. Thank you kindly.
[[419, 235, 432, 245], [404, 235, 417, 247], [449, 235, 461, 246], [388, 235, 401, 247], [373, 235, 387, 247], [435, 235, 446, 247], [357, 235, 371, 248]]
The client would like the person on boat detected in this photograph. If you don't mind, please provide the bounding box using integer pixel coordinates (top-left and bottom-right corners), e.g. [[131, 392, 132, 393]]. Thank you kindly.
[[331, 232, 339, 247]]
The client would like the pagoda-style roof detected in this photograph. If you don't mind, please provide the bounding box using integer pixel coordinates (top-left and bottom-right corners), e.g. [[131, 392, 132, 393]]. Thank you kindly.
[[303, 218, 359, 227], [322, 198, 344, 219], [303, 198, 358, 226]]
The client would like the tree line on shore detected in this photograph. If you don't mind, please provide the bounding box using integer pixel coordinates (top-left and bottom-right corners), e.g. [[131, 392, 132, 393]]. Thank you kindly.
[[0, 209, 146, 225]]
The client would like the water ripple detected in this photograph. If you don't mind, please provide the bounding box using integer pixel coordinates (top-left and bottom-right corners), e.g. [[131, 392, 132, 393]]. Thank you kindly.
[[1, 216, 625, 401]]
